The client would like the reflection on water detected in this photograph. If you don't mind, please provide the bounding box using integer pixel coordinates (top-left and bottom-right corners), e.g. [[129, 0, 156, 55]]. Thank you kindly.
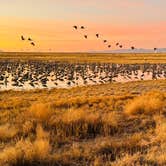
[[0, 61, 165, 90]]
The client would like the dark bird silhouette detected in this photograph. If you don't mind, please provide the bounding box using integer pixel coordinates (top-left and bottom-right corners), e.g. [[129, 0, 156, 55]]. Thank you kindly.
[[84, 35, 88, 39], [116, 43, 119, 46], [154, 48, 157, 51], [96, 34, 99, 38], [119, 45, 123, 48], [31, 42, 35, 46], [73, 26, 78, 30], [103, 40, 107, 43], [21, 36, 25, 41], [80, 26, 85, 29], [108, 45, 111, 48], [28, 38, 32, 41], [131, 46, 135, 50]]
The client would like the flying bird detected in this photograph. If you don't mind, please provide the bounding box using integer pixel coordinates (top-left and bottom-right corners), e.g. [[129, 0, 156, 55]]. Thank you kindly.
[[96, 34, 99, 38], [30, 42, 35, 46], [84, 35, 88, 39], [119, 45, 123, 48], [108, 45, 111, 48], [21, 36, 25, 41], [28, 38, 32, 41], [154, 48, 157, 51], [131, 46, 135, 50], [103, 40, 107, 43], [80, 26, 85, 29], [73, 26, 78, 30], [116, 43, 119, 46]]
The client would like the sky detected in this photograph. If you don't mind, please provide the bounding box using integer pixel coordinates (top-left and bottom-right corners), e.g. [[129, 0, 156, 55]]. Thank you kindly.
[[0, 0, 166, 52]]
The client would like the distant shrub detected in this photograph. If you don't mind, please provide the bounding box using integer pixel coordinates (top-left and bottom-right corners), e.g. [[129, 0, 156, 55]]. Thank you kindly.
[[111, 153, 141, 166], [0, 124, 18, 141], [154, 115, 166, 143], [145, 143, 166, 165], [29, 103, 53, 122], [125, 91, 165, 115], [0, 124, 51, 165], [22, 120, 34, 135]]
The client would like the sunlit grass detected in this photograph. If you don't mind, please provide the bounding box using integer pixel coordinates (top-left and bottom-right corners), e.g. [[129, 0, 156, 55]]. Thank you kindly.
[[0, 52, 166, 63], [125, 91, 165, 115], [0, 80, 165, 165]]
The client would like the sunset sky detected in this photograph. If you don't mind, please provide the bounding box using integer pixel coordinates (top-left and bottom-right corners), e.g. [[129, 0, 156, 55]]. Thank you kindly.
[[0, 0, 166, 52]]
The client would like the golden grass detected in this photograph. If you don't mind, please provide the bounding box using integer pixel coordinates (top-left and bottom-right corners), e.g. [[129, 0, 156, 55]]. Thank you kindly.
[[154, 115, 166, 143], [146, 144, 166, 165], [0, 124, 18, 141], [0, 80, 165, 165], [0, 125, 51, 165], [125, 91, 165, 115], [33, 124, 51, 160], [111, 153, 141, 166], [0, 52, 166, 64], [29, 103, 53, 122]]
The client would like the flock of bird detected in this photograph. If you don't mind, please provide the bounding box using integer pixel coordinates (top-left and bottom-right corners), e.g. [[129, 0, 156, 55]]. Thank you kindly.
[[20, 25, 158, 52], [0, 61, 165, 90], [0, 24, 163, 91], [21, 35, 35, 46], [73, 25, 158, 51]]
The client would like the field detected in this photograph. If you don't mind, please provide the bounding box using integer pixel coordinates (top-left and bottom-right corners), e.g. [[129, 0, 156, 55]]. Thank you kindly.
[[0, 53, 165, 166], [0, 52, 166, 63]]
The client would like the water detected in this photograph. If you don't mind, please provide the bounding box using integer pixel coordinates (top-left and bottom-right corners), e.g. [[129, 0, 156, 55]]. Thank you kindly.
[[0, 61, 165, 90]]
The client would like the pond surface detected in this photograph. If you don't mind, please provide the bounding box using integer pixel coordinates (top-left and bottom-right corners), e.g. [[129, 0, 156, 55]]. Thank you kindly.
[[0, 61, 165, 90]]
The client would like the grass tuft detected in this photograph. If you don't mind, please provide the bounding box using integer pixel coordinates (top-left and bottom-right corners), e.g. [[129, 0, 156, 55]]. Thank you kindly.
[[125, 91, 165, 115]]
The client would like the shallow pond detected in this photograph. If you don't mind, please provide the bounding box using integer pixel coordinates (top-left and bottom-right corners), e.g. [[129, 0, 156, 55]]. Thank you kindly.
[[0, 61, 165, 90]]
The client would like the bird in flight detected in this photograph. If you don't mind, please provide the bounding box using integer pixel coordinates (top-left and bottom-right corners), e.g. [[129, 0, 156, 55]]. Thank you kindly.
[[119, 45, 123, 48], [96, 34, 99, 38], [31, 42, 35, 46], [84, 35, 88, 39], [28, 38, 32, 41], [73, 26, 78, 30], [131, 46, 135, 50], [108, 45, 111, 48], [103, 40, 107, 43], [80, 26, 85, 29], [21, 35, 25, 41], [116, 43, 119, 46]]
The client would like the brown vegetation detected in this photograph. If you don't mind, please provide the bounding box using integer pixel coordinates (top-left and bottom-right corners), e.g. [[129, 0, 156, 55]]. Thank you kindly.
[[125, 91, 165, 115], [0, 52, 166, 64], [0, 80, 165, 165]]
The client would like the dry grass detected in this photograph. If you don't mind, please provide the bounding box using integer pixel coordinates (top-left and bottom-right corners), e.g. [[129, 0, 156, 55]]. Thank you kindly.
[[0, 124, 18, 141], [29, 103, 53, 122], [0, 52, 166, 64], [0, 124, 51, 165], [125, 91, 165, 115], [0, 80, 165, 165]]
